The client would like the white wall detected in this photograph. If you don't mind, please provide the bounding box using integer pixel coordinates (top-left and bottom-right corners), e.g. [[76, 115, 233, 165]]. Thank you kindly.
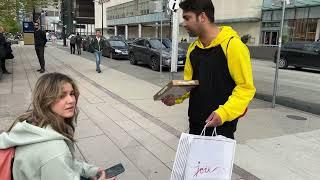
[[211, 0, 263, 21], [316, 19, 320, 41], [218, 22, 262, 45]]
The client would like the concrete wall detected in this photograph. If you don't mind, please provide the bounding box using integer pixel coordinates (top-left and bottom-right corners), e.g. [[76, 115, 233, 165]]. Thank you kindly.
[[211, 0, 263, 21], [316, 19, 320, 41], [217, 22, 262, 45]]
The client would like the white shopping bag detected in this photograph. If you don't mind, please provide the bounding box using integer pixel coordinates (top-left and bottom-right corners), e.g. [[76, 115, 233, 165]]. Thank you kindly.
[[170, 126, 236, 180]]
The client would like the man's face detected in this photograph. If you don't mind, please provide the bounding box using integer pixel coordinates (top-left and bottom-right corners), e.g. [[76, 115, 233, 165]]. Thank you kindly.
[[182, 11, 202, 37], [96, 31, 101, 37]]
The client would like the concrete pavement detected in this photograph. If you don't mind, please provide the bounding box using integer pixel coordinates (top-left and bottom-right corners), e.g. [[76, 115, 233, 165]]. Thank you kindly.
[[56, 41, 320, 116], [1, 44, 320, 180]]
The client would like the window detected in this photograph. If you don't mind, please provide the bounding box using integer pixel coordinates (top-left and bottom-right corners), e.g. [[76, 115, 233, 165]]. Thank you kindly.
[[296, 8, 309, 19], [135, 39, 145, 46], [109, 41, 126, 47], [262, 11, 272, 21]]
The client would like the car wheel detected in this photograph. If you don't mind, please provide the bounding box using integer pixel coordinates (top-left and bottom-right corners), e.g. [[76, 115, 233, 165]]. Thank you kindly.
[[129, 53, 137, 65], [151, 56, 160, 71], [279, 57, 288, 69]]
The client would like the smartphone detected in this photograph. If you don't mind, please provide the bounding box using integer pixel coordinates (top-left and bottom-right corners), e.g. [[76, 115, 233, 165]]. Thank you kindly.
[[96, 163, 125, 179]]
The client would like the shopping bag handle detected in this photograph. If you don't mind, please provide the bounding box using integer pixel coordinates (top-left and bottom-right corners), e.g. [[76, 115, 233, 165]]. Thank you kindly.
[[200, 122, 218, 136]]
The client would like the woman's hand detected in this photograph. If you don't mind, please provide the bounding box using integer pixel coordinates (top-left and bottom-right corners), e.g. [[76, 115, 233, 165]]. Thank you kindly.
[[95, 168, 116, 180]]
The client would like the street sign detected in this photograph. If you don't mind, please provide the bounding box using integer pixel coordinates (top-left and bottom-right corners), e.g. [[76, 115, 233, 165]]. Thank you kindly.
[[168, 0, 180, 12]]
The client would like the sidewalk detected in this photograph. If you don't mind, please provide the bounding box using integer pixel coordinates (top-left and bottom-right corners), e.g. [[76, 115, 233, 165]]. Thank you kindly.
[[1, 44, 320, 180]]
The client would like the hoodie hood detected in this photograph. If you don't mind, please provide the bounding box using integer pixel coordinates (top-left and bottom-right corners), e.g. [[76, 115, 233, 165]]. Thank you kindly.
[[195, 26, 240, 49], [0, 121, 69, 149]]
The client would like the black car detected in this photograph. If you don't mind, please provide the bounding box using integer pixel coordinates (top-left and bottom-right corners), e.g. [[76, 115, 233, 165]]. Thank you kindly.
[[129, 38, 186, 71], [102, 39, 129, 59], [275, 42, 320, 69]]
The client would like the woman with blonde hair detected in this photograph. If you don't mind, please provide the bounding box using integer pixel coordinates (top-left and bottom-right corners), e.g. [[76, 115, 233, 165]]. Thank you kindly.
[[0, 72, 115, 180]]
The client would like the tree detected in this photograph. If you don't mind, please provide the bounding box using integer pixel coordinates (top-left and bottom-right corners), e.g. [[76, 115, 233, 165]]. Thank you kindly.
[[0, 0, 59, 32]]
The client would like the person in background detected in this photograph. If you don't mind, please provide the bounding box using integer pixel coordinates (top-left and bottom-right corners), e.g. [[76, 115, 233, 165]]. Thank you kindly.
[[70, 34, 76, 54], [75, 33, 83, 55], [33, 22, 47, 73], [90, 30, 106, 73], [0, 26, 11, 74]]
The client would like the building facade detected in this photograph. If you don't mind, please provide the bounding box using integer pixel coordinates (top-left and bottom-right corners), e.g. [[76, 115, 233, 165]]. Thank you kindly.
[[261, 0, 320, 45], [74, 0, 95, 36], [95, 0, 263, 45]]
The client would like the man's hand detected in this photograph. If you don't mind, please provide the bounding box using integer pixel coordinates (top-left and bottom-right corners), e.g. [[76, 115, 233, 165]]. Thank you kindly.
[[205, 112, 222, 127], [161, 95, 176, 106]]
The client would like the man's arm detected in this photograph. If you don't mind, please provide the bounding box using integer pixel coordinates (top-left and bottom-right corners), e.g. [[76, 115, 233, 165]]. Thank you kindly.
[[213, 38, 256, 124]]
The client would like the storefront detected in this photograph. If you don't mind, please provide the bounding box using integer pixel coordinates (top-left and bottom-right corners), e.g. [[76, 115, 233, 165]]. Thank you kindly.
[[261, 5, 320, 45]]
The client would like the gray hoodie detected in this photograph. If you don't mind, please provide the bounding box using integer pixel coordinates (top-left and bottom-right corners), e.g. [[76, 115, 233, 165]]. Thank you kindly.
[[0, 121, 99, 180]]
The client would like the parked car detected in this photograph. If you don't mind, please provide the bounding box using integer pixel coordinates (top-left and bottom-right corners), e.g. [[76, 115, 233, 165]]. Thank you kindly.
[[157, 38, 188, 55], [129, 38, 186, 71], [125, 38, 136, 45], [102, 39, 129, 59], [82, 35, 95, 53], [274, 42, 320, 70]]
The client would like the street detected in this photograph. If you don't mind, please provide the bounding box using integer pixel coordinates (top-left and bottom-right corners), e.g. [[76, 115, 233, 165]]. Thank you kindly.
[[58, 43, 320, 115]]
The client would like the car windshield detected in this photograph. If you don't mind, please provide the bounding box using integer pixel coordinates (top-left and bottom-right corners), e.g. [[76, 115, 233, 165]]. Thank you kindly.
[[149, 39, 166, 49], [109, 41, 126, 47], [161, 39, 172, 48]]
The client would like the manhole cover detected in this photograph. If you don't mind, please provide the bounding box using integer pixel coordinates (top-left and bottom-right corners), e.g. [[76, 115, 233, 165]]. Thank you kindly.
[[286, 115, 307, 121]]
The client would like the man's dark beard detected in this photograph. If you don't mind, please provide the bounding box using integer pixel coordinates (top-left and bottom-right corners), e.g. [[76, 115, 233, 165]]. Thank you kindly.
[[187, 30, 198, 37]]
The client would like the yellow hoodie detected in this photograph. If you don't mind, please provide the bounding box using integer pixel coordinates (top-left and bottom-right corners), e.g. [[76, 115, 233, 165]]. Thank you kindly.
[[176, 26, 256, 124]]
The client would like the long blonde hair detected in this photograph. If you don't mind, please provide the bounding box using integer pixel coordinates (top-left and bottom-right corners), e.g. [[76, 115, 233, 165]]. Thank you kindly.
[[9, 73, 80, 142], [0, 26, 4, 33]]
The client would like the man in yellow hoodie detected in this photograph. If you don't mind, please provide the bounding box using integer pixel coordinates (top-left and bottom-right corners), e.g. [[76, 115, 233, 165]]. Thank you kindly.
[[162, 0, 256, 139]]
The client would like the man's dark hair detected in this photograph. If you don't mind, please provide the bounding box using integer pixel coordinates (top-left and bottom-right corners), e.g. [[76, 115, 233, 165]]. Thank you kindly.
[[179, 0, 215, 23], [77, 33, 79, 35]]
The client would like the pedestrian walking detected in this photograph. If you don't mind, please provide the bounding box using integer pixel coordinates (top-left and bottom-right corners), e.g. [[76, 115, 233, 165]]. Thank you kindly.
[[75, 33, 82, 55], [0, 73, 116, 180], [90, 30, 106, 73], [162, 0, 256, 139], [70, 34, 76, 54], [51, 33, 57, 46], [33, 22, 47, 73], [0, 26, 11, 74]]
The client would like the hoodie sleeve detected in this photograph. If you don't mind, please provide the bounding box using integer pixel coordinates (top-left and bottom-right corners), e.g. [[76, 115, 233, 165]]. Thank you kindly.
[[40, 152, 99, 180], [74, 159, 100, 178], [214, 38, 256, 124]]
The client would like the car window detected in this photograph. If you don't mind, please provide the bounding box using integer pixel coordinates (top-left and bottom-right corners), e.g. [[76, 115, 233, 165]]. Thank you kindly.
[[303, 44, 317, 52], [109, 41, 126, 47], [149, 39, 166, 49], [135, 39, 145, 46], [162, 39, 172, 48]]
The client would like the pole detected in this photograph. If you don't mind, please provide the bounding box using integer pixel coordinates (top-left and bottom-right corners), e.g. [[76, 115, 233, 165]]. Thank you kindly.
[[170, 10, 179, 80], [62, 0, 66, 46], [160, 19, 163, 73], [102, 2, 104, 36], [272, 0, 286, 108]]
